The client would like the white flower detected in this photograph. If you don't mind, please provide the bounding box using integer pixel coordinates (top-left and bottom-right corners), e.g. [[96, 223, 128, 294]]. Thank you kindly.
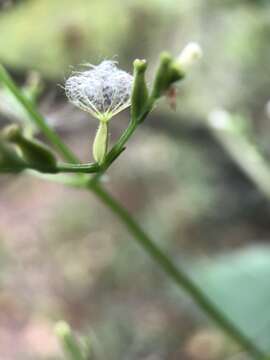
[[65, 61, 134, 121], [177, 42, 202, 73]]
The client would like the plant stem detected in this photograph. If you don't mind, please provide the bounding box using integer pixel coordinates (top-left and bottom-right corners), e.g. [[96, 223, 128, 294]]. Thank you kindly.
[[57, 162, 99, 173], [89, 181, 266, 360], [104, 97, 154, 166], [0, 64, 266, 359], [0, 64, 78, 163], [0, 162, 99, 174], [90, 97, 155, 183]]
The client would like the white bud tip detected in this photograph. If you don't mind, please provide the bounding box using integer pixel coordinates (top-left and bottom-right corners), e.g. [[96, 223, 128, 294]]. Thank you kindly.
[[208, 109, 232, 130], [178, 42, 202, 72], [54, 321, 71, 338]]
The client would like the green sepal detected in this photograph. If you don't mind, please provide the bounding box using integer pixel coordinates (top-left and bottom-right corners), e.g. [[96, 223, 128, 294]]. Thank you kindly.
[[131, 59, 149, 121], [0, 139, 27, 173], [2, 124, 57, 171], [93, 121, 108, 165], [151, 52, 185, 99], [167, 62, 185, 84]]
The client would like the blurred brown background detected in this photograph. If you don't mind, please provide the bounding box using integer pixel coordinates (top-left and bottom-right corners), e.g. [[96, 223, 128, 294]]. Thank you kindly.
[[0, 0, 270, 359]]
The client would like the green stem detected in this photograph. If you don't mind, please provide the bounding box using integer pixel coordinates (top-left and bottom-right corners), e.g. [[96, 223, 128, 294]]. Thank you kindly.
[[105, 97, 154, 165], [57, 162, 99, 173], [0, 162, 99, 174], [90, 97, 155, 183], [0, 65, 265, 359], [0, 64, 78, 163], [90, 182, 266, 360], [104, 119, 137, 164]]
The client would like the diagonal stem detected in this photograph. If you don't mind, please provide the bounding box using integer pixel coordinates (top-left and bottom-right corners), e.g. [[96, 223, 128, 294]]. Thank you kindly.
[[0, 64, 266, 359], [90, 182, 266, 360]]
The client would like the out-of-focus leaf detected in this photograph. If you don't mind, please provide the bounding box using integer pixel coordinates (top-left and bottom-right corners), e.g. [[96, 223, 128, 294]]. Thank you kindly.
[[192, 246, 270, 353]]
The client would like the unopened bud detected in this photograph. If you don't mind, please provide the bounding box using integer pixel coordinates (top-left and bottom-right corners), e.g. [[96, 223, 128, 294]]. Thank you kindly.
[[93, 121, 108, 165], [177, 42, 202, 73], [55, 321, 84, 360], [0, 139, 27, 172], [151, 52, 173, 99], [131, 59, 149, 120], [55, 321, 71, 339], [2, 124, 57, 171]]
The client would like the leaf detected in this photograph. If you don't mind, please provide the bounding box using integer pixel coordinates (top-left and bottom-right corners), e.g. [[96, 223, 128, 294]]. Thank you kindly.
[[192, 246, 270, 353]]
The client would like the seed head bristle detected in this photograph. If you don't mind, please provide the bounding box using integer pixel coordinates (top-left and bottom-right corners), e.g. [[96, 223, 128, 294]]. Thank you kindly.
[[65, 60, 134, 120]]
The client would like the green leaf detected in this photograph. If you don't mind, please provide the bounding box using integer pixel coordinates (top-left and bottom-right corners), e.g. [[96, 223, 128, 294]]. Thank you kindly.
[[192, 246, 270, 353]]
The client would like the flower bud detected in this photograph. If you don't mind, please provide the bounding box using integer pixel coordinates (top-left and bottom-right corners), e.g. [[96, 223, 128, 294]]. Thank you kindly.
[[151, 52, 174, 99], [0, 139, 27, 172], [176, 42, 202, 73], [2, 124, 57, 171], [55, 321, 84, 360], [131, 59, 149, 121], [93, 121, 108, 165], [55, 321, 72, 340]]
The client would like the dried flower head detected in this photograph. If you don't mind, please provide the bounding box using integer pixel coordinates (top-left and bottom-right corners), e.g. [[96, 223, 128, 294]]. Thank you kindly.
[[65, 60, 134, 121]]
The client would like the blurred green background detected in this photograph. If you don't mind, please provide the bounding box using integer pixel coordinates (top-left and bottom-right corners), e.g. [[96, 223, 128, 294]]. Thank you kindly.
[[0, 0, 270, 359]]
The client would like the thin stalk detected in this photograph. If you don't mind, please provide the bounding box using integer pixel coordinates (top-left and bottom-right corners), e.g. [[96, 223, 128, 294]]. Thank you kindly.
[[57, 162, 99, 173], [0, 162, 99, 174], [104, 96, 154, 166], [0, 65, 266, 359], [90, 97, 155, 184], [90, 182, 267, 360], [0, 64, 78, 163]]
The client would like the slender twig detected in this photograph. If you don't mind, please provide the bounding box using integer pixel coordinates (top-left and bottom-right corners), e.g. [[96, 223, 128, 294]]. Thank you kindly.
[[90, 182, 266, 360], [0, 65, 266, 359], [90, 97, 155, 183], [104, 97, 154, 166]]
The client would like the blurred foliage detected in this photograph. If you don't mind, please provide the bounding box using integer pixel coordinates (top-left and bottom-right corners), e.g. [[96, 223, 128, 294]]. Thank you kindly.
[[0, 0, 270, 359], [192, 247, 270, 353], [0, 0, 183, 77], [0, 0, 270, 118]]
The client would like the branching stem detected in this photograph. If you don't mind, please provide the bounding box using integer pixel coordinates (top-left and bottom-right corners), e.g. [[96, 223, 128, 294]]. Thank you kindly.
[[0, 64, 266, 360]]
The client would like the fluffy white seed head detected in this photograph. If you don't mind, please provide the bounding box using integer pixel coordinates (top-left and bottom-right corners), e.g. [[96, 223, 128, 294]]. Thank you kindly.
[[177, 42, 202, 73], [65, 60, 134, 121]]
